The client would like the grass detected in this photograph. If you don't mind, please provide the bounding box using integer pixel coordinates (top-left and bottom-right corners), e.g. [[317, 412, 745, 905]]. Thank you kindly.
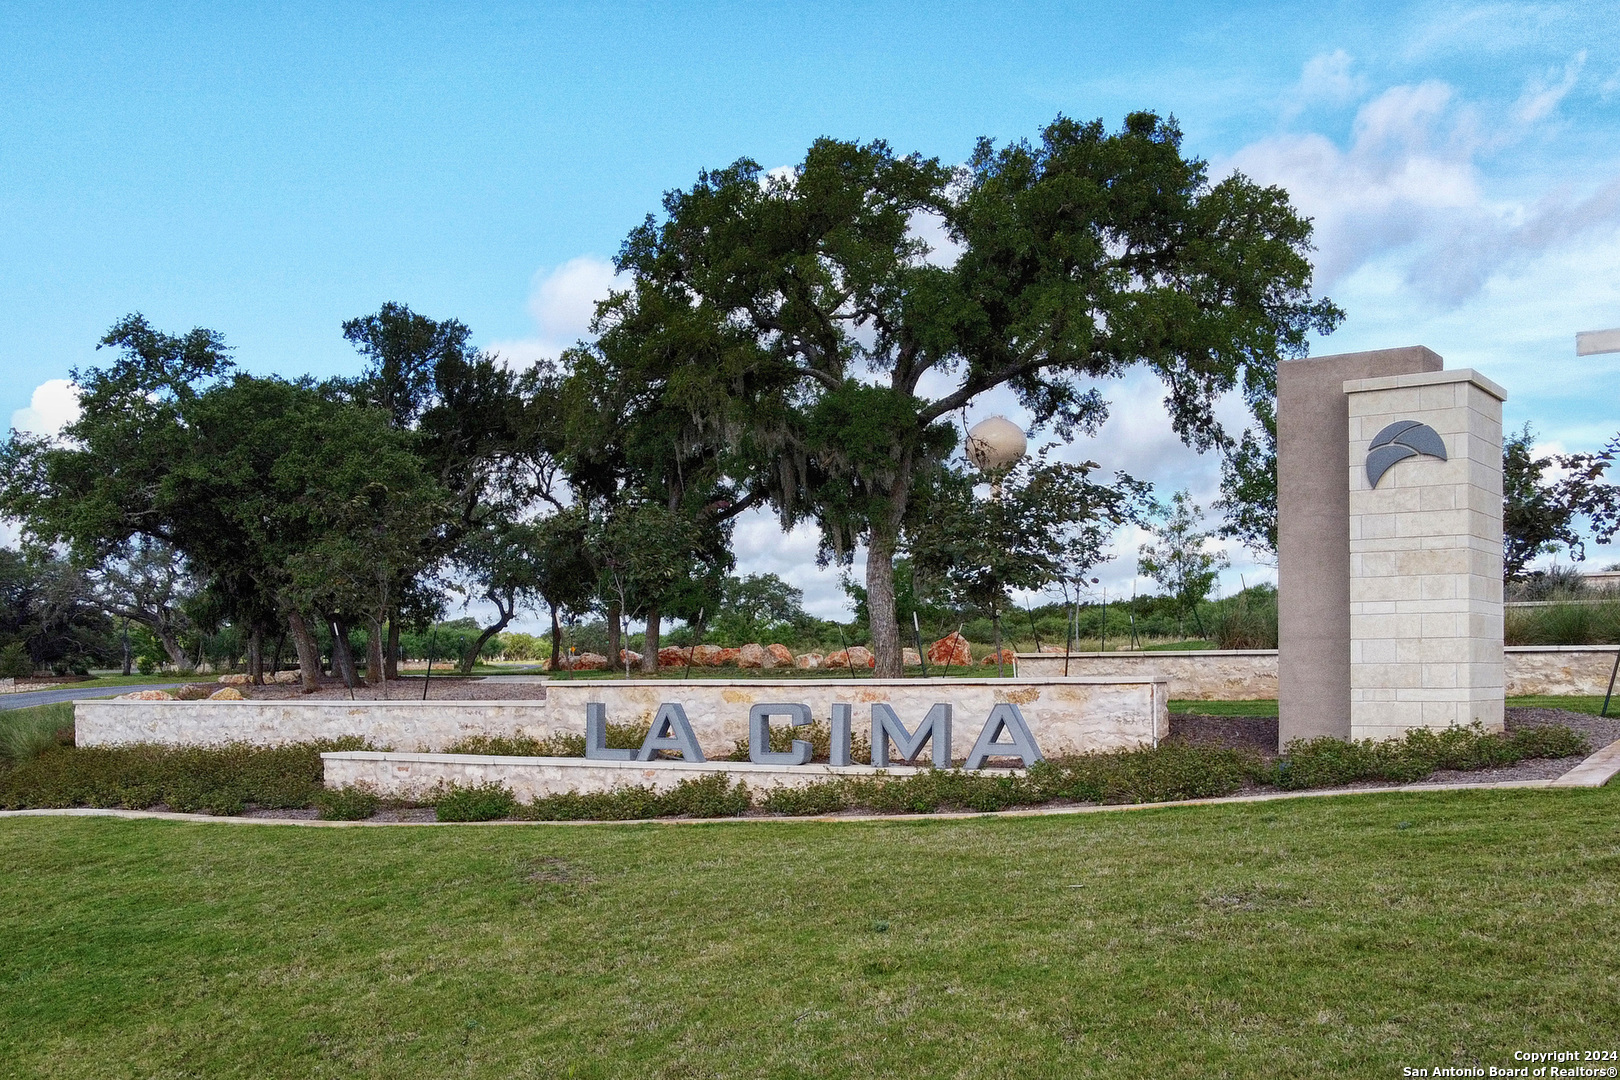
[[1170, 698, 1279, 715], [1504, 695, 1617, 717], [1171, 696, 1617, 718], [0, 702, 74, 763], [2, 789, 1618, 1078]]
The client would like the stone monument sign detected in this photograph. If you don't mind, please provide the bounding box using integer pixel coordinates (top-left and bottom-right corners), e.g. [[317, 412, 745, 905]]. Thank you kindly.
[[1278, 347, 1506, 747]]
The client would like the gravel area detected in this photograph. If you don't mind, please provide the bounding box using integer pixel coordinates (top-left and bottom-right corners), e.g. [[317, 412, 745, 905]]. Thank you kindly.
[[242, 677, 543, 701], [1505, 706, 1620, 750]]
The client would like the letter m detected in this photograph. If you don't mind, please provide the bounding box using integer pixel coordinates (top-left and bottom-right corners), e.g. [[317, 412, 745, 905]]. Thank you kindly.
[[871, 703, 951, 768]]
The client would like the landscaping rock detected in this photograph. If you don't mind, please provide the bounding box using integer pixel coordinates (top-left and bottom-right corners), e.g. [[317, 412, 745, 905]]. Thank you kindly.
[[767, 644, 795, 667], [927, 632, 972, 667], [571, 652, 610, 671], [903, 647, 921, 667], [690, 644, 726, 667], [1039, 645, 1067, 653], [116, 689, 176, 700], [657, 646, 691, 668], [826, 646, 875, 669], [217, 673, 253, 685], [208, 687, 245, 700], [794, 652, 823, 669], [174, 684, 214, 700], [980, 648, 1017, 667], [716, 647, 742, 666], [618, 649, 642, 667], [737, 643, 768, 668], [271, 671, 300, 684]]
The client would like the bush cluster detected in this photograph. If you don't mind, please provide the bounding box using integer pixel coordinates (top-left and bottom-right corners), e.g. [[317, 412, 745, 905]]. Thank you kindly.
[[1273, 724, 1589, 789], [723, 720, 875, 764], [434, 773, 752, 822], [0, 738, 368, 815], [314, 784, 380, 821], [445, 722, 650, 759]]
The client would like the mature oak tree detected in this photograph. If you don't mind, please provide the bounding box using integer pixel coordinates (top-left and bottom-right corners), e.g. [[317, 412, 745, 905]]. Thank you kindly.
[[605, 113, 1340, 674]]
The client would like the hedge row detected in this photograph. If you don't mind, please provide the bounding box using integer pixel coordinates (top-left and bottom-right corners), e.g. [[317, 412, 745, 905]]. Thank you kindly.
[[0, 724, 1590, 820]]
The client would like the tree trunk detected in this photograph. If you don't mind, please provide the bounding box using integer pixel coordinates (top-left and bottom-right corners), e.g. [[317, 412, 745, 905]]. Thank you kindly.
[[385, 619, 400, 680], [549, 606, 563, 672], [365, 617, 385, 684], [247, 627, 264, 684], [460, 594, 514, 675], [639, 603, 660, 673], [866, 529, 904, 678], [287, 611, 322, 691], [330, 618, 359, 688], [156, 627, 188, 671], [120, 622, 132, 676], [606, 601, 622, 667]]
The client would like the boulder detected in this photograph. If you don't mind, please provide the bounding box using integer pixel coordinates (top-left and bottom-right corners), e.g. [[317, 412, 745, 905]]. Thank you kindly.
[[572, 652, 610, 671], [271, 670, 301, 684], [618, 649, 642, 667], [767, 644, 795, 666], [903, 647, 922, 667], [716, 647, 742, 666], [826, 646, 876, 669], [208, 687, 245, 700], [794, 652, 823, 669], [217, 673, 253, 685], [174, 684, 213, 700], [737, 643, 768, 669], [657, 646, 691, 668], [116, 689, 175, 700], [689, 644, 725, 667], [980, 648, 1017, 667], [927, 632, 973, 668], [1039, 644, 1067, 653]]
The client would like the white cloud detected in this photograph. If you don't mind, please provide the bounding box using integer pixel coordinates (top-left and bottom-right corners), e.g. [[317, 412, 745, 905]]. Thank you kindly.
[[10, 379, 81, 437], [1513, 51, 1585, 124], [486, 255, 626, 369], [1285, 49, 1367, 117], [1227, 74, 1620, 305]]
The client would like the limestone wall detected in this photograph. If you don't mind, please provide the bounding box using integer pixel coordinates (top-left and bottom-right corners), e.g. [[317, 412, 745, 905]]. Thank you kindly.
[[1016, 647, 1617, 700], [321, 751, 975, 801], [75, 676, 1169, 760]]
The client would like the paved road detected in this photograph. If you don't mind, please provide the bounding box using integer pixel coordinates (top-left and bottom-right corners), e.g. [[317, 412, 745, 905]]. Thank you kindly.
[[0, 684, 184, 711]]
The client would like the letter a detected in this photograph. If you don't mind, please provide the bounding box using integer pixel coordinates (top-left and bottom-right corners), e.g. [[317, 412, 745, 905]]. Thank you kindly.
[[584, 702, 634, 760], [963, 704, 1044, 770], [637, 703, 706, 762]]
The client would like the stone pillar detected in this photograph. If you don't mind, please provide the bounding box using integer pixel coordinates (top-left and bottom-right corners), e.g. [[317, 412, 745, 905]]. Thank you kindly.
[[1344, 369, 1506, 740], [1277, 347, 1442, 748]]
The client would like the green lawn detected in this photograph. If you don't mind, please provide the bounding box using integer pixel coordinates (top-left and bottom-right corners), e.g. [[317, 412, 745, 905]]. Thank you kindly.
[[3, 789, 1618, 1079]]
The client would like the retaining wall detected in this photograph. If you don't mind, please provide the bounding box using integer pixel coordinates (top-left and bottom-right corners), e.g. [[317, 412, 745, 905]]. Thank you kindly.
[[75, 676, 1169, 759], [1015, 646, 1619, 699]]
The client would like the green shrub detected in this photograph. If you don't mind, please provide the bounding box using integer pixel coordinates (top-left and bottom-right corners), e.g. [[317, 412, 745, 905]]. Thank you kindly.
[[725, 720, 873, 763], [1273, 724, 1590, 790], [658, 774, 751, 818], [444, 722, 649, 759], [527, 785, 665, 821], [1209, 591, 1279, 650], [314, 785, 380, 821], [136, 657, 156, 675], [0, 739, 368, 813], [0, 643, 32, 679], [435, 782, 517, 822]]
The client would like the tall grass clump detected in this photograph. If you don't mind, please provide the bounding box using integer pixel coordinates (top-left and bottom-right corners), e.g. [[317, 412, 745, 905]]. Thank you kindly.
[[1505, 601, 1620, 645], [0, 702, 75, 765], [1209, 587, 1279, 650]]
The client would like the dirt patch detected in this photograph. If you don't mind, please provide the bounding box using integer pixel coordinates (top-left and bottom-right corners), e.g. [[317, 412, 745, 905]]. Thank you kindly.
[[1170, 714, 1279, 754]]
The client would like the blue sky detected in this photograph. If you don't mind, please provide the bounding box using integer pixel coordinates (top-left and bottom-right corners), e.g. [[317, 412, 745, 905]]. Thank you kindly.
[[4, 1, 1619, 623]]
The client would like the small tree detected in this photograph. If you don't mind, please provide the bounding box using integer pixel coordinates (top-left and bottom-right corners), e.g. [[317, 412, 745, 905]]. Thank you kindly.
[[1503, 425, 1620, 580], [1138, 491, 1228, 638]]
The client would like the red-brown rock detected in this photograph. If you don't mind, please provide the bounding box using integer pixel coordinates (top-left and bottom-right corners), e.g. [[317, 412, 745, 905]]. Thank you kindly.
[[794, 652, 823, 669], [926, 632, 973, 668], [716, 647, 742, 666], [657, 646, 691, 668], [737, 643, 768, 668], [767, 644, 795, 667], [690, 644, 726, 667], [618, 649, 642, 667], [980, 648, 1017, 667], [572, 652, 610, 671]]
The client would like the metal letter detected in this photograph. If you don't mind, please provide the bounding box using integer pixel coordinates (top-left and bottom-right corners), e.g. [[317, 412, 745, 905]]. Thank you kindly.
[[584, 702, 634, 760], [749, 703, 813, 765], [964, 704, 1044, 770], [871, 703, 952, 768], [637, 702, 706, 762], [829, 703, 853, 767]]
